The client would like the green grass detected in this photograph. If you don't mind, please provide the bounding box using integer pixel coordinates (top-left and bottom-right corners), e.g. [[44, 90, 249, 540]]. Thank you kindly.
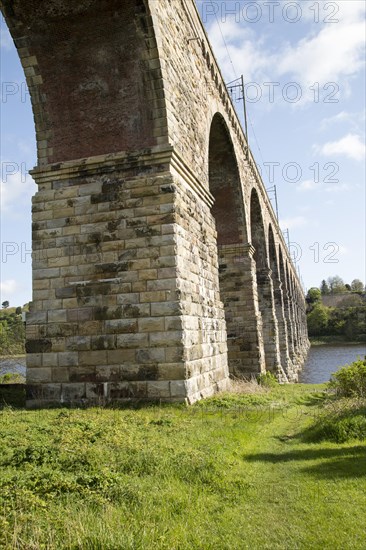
[[0, 373, 25, 385], [0, 384, 365, 549]]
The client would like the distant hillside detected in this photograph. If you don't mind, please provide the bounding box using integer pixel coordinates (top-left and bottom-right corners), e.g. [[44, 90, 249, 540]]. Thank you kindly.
[[306, 281, 366, 342], [0, 308, 26, 356], [322, 293, 366, 308]]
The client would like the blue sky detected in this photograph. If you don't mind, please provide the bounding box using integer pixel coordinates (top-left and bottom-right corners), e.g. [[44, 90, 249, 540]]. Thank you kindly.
[[0, 1, 365, 307]]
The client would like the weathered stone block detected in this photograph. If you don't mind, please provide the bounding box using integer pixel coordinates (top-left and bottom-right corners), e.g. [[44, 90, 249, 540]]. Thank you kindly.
[[58, 352, 78, 367], [147, 381, 171, 399], [61, 383, 86, 401], [27, 368, 52, 383], [138, 318, 165, 332]]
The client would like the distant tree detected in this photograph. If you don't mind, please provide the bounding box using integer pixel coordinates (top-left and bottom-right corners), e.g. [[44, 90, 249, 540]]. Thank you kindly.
[[1, 301, 9, 309], [345, 284, 351, 292], [306, 287, 322, 305], [15, 306, 22, 315], [320, 280, 330, 295], [351, 279, 365, 293], [337, 295, 363, 308], [327, 276, 346, 294], [307, 304, 329, 336]]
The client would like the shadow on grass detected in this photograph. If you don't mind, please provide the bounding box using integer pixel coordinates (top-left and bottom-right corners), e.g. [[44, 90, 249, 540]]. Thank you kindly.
[[244, 445, 366, 478], [0, 384, 26, 409], [294, 392, 329, 407]]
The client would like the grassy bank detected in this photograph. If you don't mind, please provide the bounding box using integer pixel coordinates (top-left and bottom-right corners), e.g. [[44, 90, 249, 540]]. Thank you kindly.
[[0, 384, 365, 549], [309, 336, 366, 346]]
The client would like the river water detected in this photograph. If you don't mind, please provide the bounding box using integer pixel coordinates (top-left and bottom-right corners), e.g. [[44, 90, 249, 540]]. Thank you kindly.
[[0, 357, 26, 377], [299, 344, 366, 384], [1, 346, 365, 384]]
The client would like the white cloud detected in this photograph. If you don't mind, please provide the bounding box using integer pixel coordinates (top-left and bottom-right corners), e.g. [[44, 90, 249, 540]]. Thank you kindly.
[[0, 163, 37, 216], [0, 279, 23, 302], [280, 216, 308, 230], [320, 110, 366, 131], [332, 1, 366, 23], [277, 21, 365, 87], [206, 4, 365, 104], [317, 134, 365, 161], [297, 179, 354, 194], [321, 111, 352, 126], [301, 0, 365, 24], [207, 18, 269, 82], [324, 183, 352, 194], [297, 179, 321, 192]]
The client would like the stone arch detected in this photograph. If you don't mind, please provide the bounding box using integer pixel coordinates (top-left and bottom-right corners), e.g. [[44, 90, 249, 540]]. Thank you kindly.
[[279, 246, 296, 368], [293, 277, 302, 351], [249, 189, 268, 269], [208, 113, 253, 375], [268, 226, 290, 380], [1, 0, 167, 166], [286, 265, 299, 356], [250, 190, 281, 373], [209, 113, 247, 245], [268, 226, 279, 278]]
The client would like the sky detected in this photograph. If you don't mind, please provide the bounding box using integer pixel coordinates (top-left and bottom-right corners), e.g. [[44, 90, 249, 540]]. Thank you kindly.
[[0, 1, 365, 307]]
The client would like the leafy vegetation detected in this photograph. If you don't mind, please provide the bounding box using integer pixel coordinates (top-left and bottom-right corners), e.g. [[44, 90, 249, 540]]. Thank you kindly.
[[0, 383, 365, 549], [0, 372, 25, 384], [257, 371, 279, 388], [319, 276, 365, 296], [307, 398, 366, 443], [329, 359, 366, 398], [306, 277, 366, 342], [0, 307, 25, 356], [304, 360, 366, 444]]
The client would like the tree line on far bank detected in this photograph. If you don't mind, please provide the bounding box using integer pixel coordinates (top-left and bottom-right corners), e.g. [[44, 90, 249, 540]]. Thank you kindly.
[[306, 277, 366, 342], [0, 302, 26, 355]]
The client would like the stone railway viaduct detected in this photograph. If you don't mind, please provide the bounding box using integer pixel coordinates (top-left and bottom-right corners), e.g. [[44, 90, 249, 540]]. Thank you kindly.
[[1, 0, 309, 406]]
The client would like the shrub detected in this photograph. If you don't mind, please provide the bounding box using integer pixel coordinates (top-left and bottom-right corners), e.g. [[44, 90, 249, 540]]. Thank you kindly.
[[258, 372, 279, 388], [0, 373, 25, 384], [306, 398, 366, 443], [328, 359, 366, 398]]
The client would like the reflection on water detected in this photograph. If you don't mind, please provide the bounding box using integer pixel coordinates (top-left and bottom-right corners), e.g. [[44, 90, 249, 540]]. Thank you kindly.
[[299, 345, 366, 384]]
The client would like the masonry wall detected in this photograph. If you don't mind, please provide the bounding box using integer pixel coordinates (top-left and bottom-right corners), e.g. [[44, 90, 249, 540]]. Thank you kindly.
[[1, 0, 309, 406], [26, 148, 230, 406]]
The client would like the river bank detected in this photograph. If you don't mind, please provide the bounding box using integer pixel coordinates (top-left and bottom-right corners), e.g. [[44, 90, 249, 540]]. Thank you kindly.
[[309, 336, 366, 346]]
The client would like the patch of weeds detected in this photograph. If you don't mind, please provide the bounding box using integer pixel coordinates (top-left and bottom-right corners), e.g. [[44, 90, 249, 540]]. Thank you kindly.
[[258, 371, 279, 389], [0, 372, 25, 384], [304, 398, 366, 443], [329, 359, 366, 398]]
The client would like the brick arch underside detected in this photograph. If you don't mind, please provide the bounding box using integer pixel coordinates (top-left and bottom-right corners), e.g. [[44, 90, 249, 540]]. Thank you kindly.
[[209, 113, 246, 245], [1, 0, 164, 165]]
